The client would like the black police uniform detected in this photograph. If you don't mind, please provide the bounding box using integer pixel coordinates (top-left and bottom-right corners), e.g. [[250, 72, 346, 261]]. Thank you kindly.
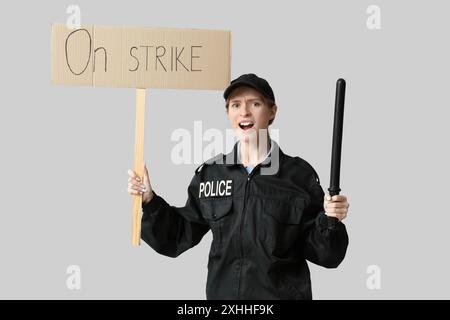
[[141, 141, 349, 300]]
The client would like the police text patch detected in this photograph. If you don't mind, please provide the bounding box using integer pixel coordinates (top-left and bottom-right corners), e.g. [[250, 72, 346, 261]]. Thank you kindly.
[[199, 180, 233, 198]]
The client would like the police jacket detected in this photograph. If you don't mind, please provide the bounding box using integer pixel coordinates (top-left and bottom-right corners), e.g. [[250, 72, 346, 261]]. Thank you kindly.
[[141, 141, 349, 299]]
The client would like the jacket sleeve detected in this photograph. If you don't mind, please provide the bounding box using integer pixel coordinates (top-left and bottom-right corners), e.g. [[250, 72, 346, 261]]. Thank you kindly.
[[140, 173, 210, 258], [300, 172, 349, 268]]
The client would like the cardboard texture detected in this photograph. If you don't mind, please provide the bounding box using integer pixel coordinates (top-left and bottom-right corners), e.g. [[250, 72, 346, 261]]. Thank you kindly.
[[51, 24, 231, 89]]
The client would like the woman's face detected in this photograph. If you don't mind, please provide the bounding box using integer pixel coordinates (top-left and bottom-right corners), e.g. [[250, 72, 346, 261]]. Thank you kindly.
[[226, 86, 277, 143]]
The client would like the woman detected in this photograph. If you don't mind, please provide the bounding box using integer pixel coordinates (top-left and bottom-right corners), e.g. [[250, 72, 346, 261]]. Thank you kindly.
[[127, 73, 350, 299]]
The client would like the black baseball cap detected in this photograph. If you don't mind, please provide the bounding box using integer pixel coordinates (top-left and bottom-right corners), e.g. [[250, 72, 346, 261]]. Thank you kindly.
[[223, 73, 275, 103]]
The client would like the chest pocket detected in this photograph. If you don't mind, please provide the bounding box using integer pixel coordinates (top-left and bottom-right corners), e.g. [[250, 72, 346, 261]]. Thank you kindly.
[[200, 198, 233, 221], [264, 199, 305, 224], [261, 196, 309, 258], [199, 198, 234, 254]]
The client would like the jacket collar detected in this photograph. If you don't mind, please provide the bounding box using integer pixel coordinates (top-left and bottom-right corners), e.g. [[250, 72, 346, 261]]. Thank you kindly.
[[221, 139, 282, 168]]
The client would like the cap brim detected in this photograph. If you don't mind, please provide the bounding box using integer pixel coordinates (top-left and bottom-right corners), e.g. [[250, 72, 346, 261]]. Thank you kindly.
[[223, 80, 262, 100]]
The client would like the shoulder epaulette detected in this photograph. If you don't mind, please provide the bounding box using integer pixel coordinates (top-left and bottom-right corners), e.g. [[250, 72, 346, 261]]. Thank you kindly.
[[195, 153, 224, 174], [293, 157, 321, 185]]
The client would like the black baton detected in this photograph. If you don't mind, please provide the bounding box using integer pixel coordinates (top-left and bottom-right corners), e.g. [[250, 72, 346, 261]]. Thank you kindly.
[[328, 78, 346, 197]]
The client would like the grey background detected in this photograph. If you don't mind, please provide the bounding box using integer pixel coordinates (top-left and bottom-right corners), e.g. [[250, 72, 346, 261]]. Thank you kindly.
[[0, 0, 449, 299]]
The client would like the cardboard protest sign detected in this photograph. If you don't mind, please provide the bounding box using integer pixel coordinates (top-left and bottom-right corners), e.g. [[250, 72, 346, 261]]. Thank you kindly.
[[51, 24, 231, 89], [51, 24, 231, 245]]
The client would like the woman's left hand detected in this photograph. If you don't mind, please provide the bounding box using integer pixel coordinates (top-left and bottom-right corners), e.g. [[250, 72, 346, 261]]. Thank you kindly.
[[323, 194, 349, 221]]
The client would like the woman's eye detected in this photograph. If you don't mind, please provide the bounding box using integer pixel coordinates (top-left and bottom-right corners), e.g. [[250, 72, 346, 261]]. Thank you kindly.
[[253, 102, 261, 107], [231, 104, 239, 108]]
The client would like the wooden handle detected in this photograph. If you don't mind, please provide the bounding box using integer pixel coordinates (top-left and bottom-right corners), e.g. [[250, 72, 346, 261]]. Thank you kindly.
[[132, 88, 146, 246]]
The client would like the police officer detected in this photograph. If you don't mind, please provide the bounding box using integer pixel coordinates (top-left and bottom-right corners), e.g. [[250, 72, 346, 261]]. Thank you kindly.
[[127, 73, 350, 299]]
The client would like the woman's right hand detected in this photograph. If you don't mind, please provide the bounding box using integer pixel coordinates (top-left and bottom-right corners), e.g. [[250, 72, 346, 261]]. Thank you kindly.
[[127, 163, 153, 204]]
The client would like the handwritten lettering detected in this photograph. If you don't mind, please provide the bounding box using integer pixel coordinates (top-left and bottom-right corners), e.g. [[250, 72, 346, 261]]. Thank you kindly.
[[65, 28, 203, 76]]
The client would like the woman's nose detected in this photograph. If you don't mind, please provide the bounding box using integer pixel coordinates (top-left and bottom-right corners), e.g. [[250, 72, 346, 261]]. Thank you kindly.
[[240, 104, 251, 116]]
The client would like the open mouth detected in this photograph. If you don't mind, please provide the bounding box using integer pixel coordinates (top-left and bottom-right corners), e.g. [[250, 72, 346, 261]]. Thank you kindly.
[[239, 121, 254, 131]]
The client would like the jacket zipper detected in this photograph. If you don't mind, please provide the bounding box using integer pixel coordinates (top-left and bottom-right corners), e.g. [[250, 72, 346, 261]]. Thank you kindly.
[[236, 165, 260, 298]]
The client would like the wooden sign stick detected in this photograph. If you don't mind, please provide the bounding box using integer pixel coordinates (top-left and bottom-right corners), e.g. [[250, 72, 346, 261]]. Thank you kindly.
[[132, 88, 146, 246]]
